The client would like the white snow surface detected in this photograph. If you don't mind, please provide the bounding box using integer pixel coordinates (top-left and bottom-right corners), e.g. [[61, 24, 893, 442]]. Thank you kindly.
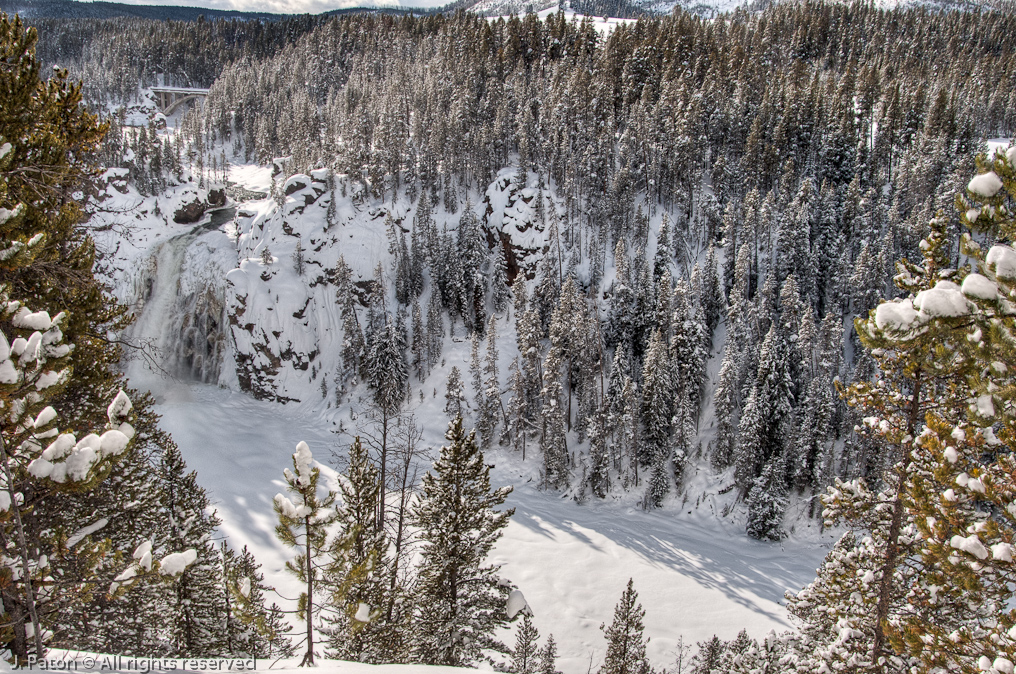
[[145, 385, 831, 673], [987, 244, 1016, 280], [159, 548, 199, 576], [968, 171, 1004, 198]]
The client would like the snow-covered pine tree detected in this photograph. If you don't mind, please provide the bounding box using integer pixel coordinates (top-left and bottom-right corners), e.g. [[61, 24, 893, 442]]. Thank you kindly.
[[325, 437, 395, 663], [505, 359, 528, 456], [457, 200, 487, 332], [0, 308, 136, 661], [732, 324, 794, 493], [711, 353, 739, 472], [540, 339, 568, 490], [588, 409, 611, 499], [274, 442, 337, 666], [654, 273, 673, 340], [618, 378, 641, 489], [492, 244, 512, 315], [368, 315, 408, 417], [426, 288, 444, 363], [511, 614, 540, 674], [335, 256, 365, 384], [411, 300, 426, 380], [653, 215, 671, 282], [745, 455, 787, 541], [670, 278, 707, 416], [445, 366, 465, 419], [410, 417, 514, 666], [641, 330, 672, 508], [223, 544, 279, 658], [788, 192, 1016, 671], [516, 306, 543, 424], [599, 579, 651, 674], [158, 445, 228, 657], [220, 543, 245, 655], [470, 331, 484, 414], [701, 243, 724, 337], [538, 634, 561, 674], [533, 245, 562, 335], [480, 314, 502, 448], [365, 313, 408, 531], [689, 636, 724, 674]]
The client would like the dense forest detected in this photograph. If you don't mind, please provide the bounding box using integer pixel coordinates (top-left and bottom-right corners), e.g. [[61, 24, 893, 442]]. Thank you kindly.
[[2, 1, 1016, 672]]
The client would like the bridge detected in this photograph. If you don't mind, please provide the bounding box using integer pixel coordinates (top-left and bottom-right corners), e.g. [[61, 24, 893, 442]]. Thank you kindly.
[[151, 87, 210, 116]]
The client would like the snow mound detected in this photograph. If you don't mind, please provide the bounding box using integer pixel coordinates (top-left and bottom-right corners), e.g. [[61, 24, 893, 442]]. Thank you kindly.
[[961, 273, 999, 300], [913, 281, 971, 319], [987, 245, 1016, 280], [967, 171, 1003, 198]]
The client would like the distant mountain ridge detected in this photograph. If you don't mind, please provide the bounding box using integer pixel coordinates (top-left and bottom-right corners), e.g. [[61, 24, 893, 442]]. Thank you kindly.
[[2, 0, 424, 20], [5, 0, 1012, 32]]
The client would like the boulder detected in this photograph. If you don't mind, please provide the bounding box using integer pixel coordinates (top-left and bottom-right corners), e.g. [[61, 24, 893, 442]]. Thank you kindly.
[[173, 199, 206, 224], [207, 188, 226, 207]]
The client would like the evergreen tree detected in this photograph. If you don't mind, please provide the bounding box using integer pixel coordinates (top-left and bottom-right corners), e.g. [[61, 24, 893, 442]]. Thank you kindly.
[[274, 442, 337, 666], [365, 313, 408, 532], [745, 456, 787, 541], [411, 300, 427, 380], [789, 157, 1016, 672], [223, 544, 278, 658], [367, 316, 408, 416], [516, 306, 543, 424], [599, 579, 651, 674], [538, 635, 561, 674], [641, 330, 672, 508], [335, 256, 365, 385], [325, 437, 395, 663], [445, 366, 465, 419], [701, 244, 724, 338], [492, 245, 512, 315], [479, 314, 502, 448], [732, 324, 794, 492], [588, 409, 611, 499], [0, 14, 187, 662], [540, 341, 568, 490], [158, 446, 227, 657], [511, 614, 540, 674], [410, 417, 514, 666], [689, 636, 724, 674], [711, 354, 739, 472]]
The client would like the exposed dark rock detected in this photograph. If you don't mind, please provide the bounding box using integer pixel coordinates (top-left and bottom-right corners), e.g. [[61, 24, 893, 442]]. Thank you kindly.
[[207, 188, 226, 207], [173, 199, 207, 224]]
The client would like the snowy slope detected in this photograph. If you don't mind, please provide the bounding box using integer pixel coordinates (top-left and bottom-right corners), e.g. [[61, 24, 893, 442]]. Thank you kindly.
[[148, 383, 832, 673], [89, 150, 837, 673]]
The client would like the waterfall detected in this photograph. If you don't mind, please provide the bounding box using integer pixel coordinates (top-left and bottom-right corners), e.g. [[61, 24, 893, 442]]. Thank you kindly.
[[128, 208, 234, 385]]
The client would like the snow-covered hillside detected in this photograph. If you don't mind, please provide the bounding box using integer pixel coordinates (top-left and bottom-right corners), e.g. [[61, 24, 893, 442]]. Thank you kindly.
[[90, 154, 835, 673]]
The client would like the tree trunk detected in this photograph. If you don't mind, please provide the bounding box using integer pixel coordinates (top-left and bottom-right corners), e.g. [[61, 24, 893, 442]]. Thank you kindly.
[[0, 434, 44, 661], [301, 516, 315, 667], [870, 369, 922, 665], [377, 409, 390, 533]]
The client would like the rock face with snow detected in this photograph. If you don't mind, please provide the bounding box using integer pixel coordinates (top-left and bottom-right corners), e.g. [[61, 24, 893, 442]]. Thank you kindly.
[[227, 172, 339, 402], [223, 167, 550, 403], [173, 198, 208, 224], [482, 169, 552, 280]]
